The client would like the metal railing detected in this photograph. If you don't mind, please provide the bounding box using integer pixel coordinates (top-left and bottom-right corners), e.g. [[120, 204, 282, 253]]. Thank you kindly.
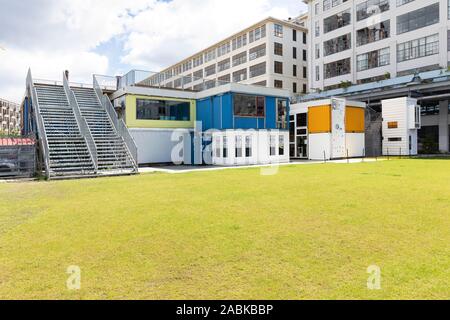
[[93, 76, 138, 170], [0, 137, 36, 178], [26, 69, 50, 178], [63, 72, 98, 172]]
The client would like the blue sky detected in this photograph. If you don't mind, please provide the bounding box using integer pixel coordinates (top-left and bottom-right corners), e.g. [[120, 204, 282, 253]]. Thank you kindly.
[[0, 0, 307, 102]]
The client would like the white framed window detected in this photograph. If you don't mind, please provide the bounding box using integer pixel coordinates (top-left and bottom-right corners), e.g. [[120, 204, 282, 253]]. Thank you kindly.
[[245, 136, 252, 157], [274, 24, 283, 37], [235, 136, 243, 158], [269, 135, 277, 156]]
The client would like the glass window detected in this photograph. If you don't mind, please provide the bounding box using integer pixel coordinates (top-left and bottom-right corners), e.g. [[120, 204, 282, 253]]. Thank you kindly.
[[324, 9, 351, 33], [234, 94, 265, 117], [293, 47, 297, 59], [249, 25, 266, 43], [397, 0, 415, 6], [279, 135, 285, 156], [217, 42, 231, 57], [204, 64, 216, 76], [274, 42, 283, 56], [397, 3, 439, 35], [223, 136, 228, 158], [232, 68, 247, 82], [274, 80, 283, 88], [232, 51, 247, 67], [274, 61, 283, 74], [136, 99, 190, 121], [270, 135, 276, 156], [357, 20, 390, 47], [235, 136, 243, 158], [245, 136, 252, 157], [397, 34, 439, 62], [215, 136, 221, 158], [249, 44, 266, 60], [356, 0, 389, 22], [217, 58, 231, 72], [277, 99, 288, 129], [274, 24, 283, 37], [293, 29, 297, 41], [249, 62, 266, 78], [324, 58, 351, 79], [324, 33, 351, 56], [357, 47, 390, 72]]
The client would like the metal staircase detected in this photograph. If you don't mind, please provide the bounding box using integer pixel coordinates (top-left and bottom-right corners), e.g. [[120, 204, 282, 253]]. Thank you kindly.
[[34, 84, 96, 178], [26, 69, 138, 180], [71, 86, 137, 174]]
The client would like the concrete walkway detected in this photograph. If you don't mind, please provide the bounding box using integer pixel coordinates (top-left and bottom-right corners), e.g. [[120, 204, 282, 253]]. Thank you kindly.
[[139, 158, 384, 175]]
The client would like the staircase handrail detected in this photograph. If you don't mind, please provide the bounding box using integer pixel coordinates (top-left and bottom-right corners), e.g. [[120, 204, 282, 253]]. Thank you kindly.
[[63, 72, 98, 172], [26, 69, 50, 178], [93, 76, 138, 170]]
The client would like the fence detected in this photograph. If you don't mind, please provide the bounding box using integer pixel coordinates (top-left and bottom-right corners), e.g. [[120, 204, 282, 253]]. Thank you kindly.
[[0, 137, 36, 178]]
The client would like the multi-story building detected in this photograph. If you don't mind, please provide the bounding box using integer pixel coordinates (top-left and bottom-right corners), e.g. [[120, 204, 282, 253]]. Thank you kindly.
[[305, 0, 449, 91], [142, 17, 309, 95], [0, 98, 21, 135]]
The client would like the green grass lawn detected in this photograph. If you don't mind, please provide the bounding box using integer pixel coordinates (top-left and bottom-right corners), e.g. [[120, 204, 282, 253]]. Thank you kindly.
[[0, 159, 449, 300]]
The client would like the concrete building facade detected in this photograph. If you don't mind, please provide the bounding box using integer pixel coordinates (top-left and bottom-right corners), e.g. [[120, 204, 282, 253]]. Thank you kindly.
[[305, 0, 450, 92], [142, 17, 309, 95], [0, 98, 20, 135]]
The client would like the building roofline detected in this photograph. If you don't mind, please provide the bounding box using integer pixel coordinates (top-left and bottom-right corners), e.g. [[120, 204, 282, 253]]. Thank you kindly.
[[154, 16, 308, 75]]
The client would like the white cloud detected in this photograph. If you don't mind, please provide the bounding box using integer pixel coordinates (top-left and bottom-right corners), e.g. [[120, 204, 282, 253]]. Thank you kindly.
[[121, 0, 305, 70], [0, 0, 306, 102]]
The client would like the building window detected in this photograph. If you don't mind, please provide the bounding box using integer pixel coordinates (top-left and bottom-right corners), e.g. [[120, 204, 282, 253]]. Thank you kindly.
[[279, 135, 285, 156], [315, 66, 320, 81], [293, 82, 297, 93], [357, 47, 390, 72], [303, 49, 307, 61], [324, 9, 351, 34], [249, 25, 266, 43], [315, 43, 320, 58], [293, 29, 297, 41], [217, 58, 231, 72], [274, 80, 283, 88], [232, 52, 247, 67], [302, 84, 307, 93], [397, 34, 439, 62], [245, 136, 252, 157], [235, 136, 243, 158], [249, 44, 266, 60], [274, 24, 283, 37], [232, 68, 247, 82], [324, 33, 351, 56], [356, 0, 389, 22], [397, 0, 415, 6], [315, 3, 320, 15], [274, 61, 283, 74], [193, 55, 203, 68], [136, 99, 190, 121], [233, 94, 265, 117], [324, 0, 348, 11], [249, 62, 266, 78], [293, 47, 297, 59], [205, 64, 216, 77], [303, 32, 307, 44], [204, 49, 216, 62], [218, 74, 231, 84], [232, 34, 247, 50], [217, 42, 231, 57], [274, 42, 283, 56], [303, 66, 307, 78], [215, 137, 221, 158], [193, 69, 203, 80], [269, 135, 276, 156], [357, 20, 390, 47], [315, 21, 320, 37], [324, 58, 351, 79], [293, 64, 297, 77], [397, 3, 439, 35], [223, 136, 228, 158]]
